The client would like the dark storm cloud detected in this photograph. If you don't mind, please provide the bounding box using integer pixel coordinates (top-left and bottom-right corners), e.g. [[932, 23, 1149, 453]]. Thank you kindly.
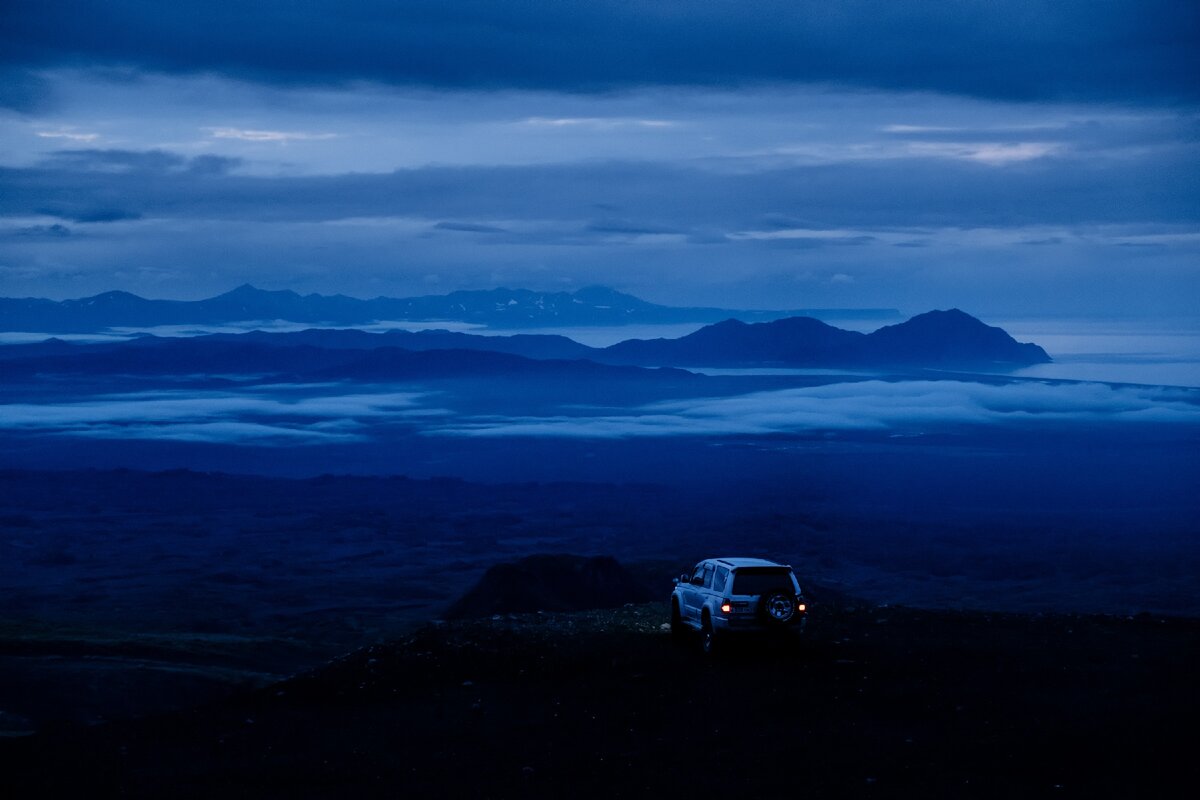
[[9, 223, 71, 238], [188, 154, 244, 175], [43, 148, 187, 172], [53, 208, 142, 223], [3, 149, 1197, 231], [2, 1, 1197, 105], [38, 148, 242, 175]]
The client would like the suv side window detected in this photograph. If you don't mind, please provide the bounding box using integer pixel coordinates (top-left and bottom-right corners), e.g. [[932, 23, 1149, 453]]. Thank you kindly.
[[702, 564, 715, 589], [691, 564, 705, 584], [712, 566, 729, 594]]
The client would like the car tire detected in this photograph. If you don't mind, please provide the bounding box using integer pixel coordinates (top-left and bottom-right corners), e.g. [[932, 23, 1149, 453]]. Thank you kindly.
[[700, 614, 717, 655], [758, 588, 796, 626], [670, 599, 687, 642]]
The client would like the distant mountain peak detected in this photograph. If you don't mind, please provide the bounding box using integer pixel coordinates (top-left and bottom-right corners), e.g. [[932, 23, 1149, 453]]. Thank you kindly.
[[879, 308, 1002, 335], [216, 284, 300, 300], [706, 318, 748, 329], [867, 309, 1050, 365], [571, 285, 647, 304], [905, 308, 981, 324], [68, 290, 147, 309]]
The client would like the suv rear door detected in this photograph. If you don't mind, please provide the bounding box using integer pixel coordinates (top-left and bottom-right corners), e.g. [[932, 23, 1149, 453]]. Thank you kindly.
[[681, 562, 713, 620]]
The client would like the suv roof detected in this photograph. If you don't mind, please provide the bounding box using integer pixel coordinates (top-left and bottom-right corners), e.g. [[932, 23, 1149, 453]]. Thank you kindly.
[[709, 557, 788, 569]]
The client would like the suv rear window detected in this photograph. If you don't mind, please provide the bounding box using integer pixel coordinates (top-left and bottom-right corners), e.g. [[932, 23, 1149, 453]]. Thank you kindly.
[[712, 566, 730, 594], [729, 568, 793, 596]]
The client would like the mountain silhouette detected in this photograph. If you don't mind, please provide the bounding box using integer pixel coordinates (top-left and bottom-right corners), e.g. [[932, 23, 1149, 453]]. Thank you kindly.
[[859, 309, 1051, 366], [601, 316, 865, 366], [0, 309, 1050, 377], [219, 328, 593, 360], [598, 310, 1049, 367], [0, 336, 697, 384], [0, 285, 898, 333]]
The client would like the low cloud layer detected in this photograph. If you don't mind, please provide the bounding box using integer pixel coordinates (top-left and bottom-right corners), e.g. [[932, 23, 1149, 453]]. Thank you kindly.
[[436, 380, 1200, 439], [0, 388, 439, 445], [2, 379, 1196, 447]]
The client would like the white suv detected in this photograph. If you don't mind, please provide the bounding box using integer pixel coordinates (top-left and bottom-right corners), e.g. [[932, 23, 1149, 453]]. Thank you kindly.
[[670, 557, 808, 653]]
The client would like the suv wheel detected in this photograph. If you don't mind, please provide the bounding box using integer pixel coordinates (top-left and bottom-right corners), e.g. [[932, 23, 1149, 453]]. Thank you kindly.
[[670, 600, 686, 642], [758, 588, 796, 625], [700, 615, 717, 655]]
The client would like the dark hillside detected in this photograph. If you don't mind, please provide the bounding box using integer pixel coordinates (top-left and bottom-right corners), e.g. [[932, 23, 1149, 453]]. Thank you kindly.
[[602, 316, 865, 366], [2, 601, 1194, 798], [445, 554, 654, 618]]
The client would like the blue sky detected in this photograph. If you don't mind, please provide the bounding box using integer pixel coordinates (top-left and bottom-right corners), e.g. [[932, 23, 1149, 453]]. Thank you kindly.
[[0, 1, 1197, 317]]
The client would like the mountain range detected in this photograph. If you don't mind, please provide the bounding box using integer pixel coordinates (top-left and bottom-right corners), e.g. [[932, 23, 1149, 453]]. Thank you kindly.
[[0, 309, 1050, 377], [0, 284, 898, 333], [600, 310, 1050, 367]]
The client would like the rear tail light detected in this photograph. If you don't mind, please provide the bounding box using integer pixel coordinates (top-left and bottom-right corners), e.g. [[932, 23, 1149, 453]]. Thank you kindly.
[[797, 602, 807, 613], [720, 600, 732, 614]]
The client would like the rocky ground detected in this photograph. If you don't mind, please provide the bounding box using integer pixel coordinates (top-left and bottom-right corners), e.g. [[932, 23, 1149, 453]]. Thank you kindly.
[[3, 592, 1195, 799]]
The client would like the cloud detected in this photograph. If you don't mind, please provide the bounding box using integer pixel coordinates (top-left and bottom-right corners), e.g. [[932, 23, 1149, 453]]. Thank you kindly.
[[434, 380, 1200, 438], [1, 1, 1196, 103], [0, 388, 442, 445], [519, 117, 675, 129], [72, 420, 360, 445], [37, 130, 100, 142], [883, 125, 961, 134], [40, 148, 187, 172], [4, 380, 1197, 447], [9, 223, 71, 238], [36, 148, 241, 177], [0, 389, 429, 426], [904, 141, 1063, 165], [1, 88, 1196, 314], [733, 230, 878, 249], [65, 208, 143, 223], [585, 219, 681, 236], [433, 221, 509, 234], [187, 154, 242, 175], [0, 67, 50, 112], [6, 149, 1196, 229], [205, 127, 337, 142]]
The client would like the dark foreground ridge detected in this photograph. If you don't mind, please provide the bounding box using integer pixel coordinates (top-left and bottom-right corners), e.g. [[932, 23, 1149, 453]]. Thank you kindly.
[[3, 597, 1194, 798]]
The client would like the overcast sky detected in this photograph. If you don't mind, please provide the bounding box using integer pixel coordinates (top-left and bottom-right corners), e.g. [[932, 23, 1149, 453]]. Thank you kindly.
[[1, 1, 1197, 317]]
